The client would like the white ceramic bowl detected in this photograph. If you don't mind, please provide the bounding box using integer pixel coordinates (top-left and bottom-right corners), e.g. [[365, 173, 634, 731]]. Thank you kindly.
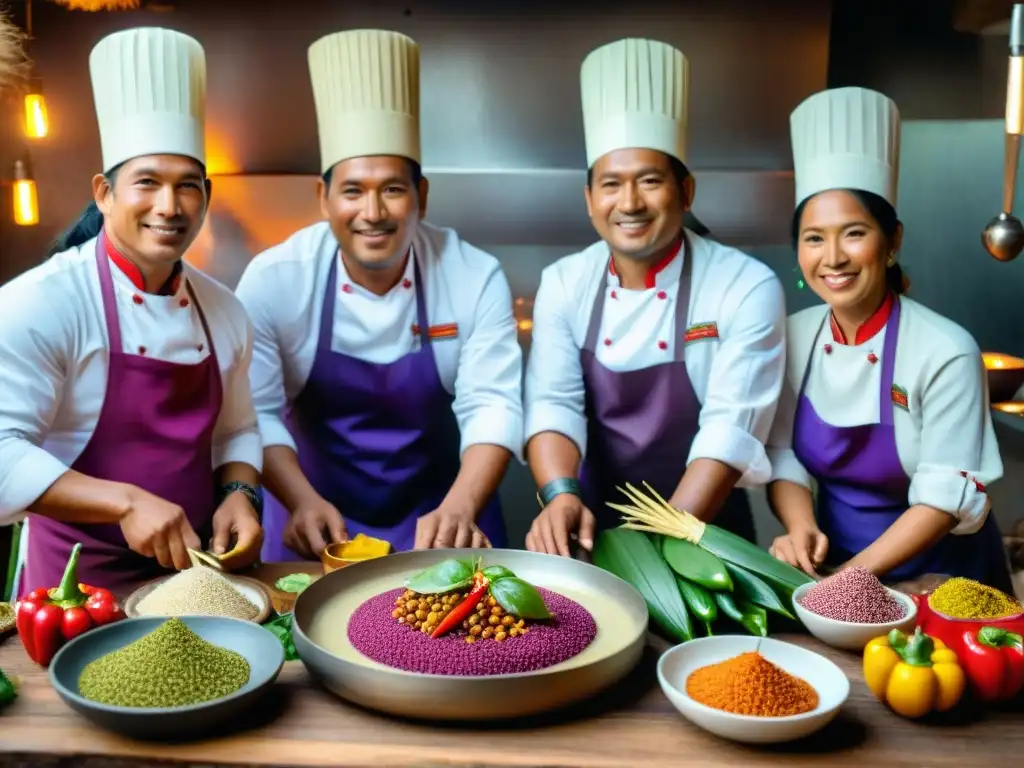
[[657, 636, 848, 745], [791, 581, 917, 651]]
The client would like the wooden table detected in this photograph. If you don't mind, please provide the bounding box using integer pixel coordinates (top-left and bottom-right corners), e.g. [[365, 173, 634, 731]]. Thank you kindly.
[[1, 563, 1021, 768]]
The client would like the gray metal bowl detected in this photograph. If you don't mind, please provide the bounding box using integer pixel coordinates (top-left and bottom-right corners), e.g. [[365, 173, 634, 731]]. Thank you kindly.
[[291, 547, 648, 721], [49, 615, 285, 741]]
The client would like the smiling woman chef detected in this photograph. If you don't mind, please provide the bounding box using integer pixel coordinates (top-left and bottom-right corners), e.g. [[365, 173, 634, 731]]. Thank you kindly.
[[235, 30, 523, 560], [0, 28, 264, 597], [766, 87, 1011, 590], [524, 38, 787, 556]]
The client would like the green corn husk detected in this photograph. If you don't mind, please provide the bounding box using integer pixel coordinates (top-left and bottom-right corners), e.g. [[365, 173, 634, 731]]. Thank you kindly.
[[662, 537, 732, 591], [724, 561, 796, 620], [676, 577, 718, 624], [592, 527, 692, 643], [712, 592, 769, 637], [607, 482, 814, 595]]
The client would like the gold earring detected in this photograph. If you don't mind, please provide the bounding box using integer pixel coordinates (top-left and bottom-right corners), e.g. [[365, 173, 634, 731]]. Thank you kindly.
[[886, 252, 896, 267]]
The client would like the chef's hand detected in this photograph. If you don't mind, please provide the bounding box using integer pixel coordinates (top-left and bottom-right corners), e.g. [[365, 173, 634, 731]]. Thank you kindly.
[[119, 485, 202, 571], [526, 494, 596, 558], [210, 491, 264, 570], [769, 526, 829, 576], [283, 498, 348, 560], [414, 507, 490, 550]]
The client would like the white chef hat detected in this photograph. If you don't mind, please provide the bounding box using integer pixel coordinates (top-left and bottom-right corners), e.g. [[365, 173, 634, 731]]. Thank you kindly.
[[580, 38, 689, 168], [790, 86, 901, 210], [308, 29, 421, 174], [89, 27, 207, 173]]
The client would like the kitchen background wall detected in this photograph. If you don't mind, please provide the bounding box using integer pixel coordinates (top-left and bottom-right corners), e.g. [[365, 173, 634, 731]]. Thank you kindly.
[[0, 0, 1021, 551]]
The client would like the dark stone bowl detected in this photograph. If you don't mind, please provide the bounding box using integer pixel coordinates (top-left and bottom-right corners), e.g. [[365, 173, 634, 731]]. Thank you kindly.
[[48, 615, 285, 741]]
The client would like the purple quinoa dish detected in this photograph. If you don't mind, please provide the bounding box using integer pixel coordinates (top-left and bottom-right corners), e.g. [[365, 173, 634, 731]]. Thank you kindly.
[[348, 586, 598, 676]]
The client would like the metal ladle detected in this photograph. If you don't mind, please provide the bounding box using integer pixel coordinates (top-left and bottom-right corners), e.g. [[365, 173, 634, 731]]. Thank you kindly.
[[983, 4, 1024, 262]]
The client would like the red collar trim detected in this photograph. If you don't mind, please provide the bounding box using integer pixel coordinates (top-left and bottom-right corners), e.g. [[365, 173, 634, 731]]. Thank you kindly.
[[609, 235, 683, 289], [104, 234, 182, 295], [830, 291, 894, 345]]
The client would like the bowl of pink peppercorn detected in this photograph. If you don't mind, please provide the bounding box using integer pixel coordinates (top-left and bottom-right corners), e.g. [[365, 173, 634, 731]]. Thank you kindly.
[[792, 567, 917, 651]]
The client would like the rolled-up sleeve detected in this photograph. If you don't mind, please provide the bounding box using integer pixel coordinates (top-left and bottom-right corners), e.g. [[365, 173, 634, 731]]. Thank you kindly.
[[0, 282, 74, 523], [688, 274, 786, 487], [523, 266, 588, 457], [908, 350, 1002, 535], [453, 265, 524, 458], [235, 264, 296, 453], [766, 370, 813, 489], [211, 308, 263, 472]]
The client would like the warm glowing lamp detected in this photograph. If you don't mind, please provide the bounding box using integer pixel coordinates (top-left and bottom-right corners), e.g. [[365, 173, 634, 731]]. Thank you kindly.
[[12, 160, 39, 227], [24, 89, 49, 139]]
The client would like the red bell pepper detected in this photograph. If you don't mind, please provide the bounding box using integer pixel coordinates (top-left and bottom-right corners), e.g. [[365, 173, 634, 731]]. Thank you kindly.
[[432, 575, 490, 638], [960, 626, 1024, 702], [15, 543, 125, 666]]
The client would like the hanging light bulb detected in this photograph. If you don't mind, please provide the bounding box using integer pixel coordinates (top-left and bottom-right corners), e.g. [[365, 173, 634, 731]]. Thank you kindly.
[[13, 159, 39, 227], [23, 79, 48, 139]]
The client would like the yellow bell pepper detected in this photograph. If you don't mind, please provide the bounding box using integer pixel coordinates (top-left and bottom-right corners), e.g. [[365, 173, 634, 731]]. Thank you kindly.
[[863, 627, 966, 719]]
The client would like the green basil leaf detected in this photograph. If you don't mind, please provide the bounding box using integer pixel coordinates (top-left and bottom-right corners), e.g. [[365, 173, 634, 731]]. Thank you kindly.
[[274, 573, 315, 594], [481, 565, 515, 582], [489, 577, 550, 620], [404, 558, 474, 594]]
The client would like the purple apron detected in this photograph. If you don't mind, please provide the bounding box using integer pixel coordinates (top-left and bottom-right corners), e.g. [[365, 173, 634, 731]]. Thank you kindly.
[[793, 298, 1011, 589], [578, 237, 755, 540], [20, 233, 221, 598], [261, 253, 507, 561]]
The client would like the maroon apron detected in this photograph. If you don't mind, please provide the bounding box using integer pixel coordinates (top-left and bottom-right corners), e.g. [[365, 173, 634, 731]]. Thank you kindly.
[[260, 253, 506, 561], [578, 236, 755, 539], [19, 233, 222, 597]]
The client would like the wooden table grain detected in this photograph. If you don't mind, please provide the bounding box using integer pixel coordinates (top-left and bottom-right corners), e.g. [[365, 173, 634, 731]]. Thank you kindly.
[[0, 562, 1020, 768]]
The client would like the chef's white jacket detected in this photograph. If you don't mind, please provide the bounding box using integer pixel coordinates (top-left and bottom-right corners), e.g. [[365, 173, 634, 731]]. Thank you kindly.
[[524, 229, 787, 486], [234, 221, 524, 459], [0, 237, 262, 525], [767, 297, 1002, 533]]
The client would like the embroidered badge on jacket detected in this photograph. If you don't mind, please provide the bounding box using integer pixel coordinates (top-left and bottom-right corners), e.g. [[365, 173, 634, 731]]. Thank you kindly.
[[684, 322, 719, 344], [891, 384, 910, 411], [411, 323, 459, 341]]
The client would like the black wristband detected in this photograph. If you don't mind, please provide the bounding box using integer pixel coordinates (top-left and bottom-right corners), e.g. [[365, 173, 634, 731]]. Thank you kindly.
[[539, 477, 583, 507], [219, 481, 264, 519]]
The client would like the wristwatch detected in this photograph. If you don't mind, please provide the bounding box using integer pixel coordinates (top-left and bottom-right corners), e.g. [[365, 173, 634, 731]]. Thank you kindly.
[[219, 481, 264, 520]]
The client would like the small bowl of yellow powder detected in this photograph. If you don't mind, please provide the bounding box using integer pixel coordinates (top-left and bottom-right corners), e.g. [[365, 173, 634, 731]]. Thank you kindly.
[[927, 577, 1024, 621], [48, 616, 284, 741]]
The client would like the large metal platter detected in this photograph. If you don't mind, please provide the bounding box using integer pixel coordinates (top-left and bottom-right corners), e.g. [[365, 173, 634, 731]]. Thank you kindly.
[[291, 548, 648, 721]]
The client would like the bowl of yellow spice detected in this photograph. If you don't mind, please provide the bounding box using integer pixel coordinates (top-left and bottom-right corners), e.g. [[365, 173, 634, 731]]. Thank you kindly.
[[48, 616, 285, 741], [657, 636, 849, 744]]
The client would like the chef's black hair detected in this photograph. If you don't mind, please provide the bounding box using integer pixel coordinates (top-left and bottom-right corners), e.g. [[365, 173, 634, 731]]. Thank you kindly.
[[586, 154, 690, 190], [321, 159, 423, 194], [46, 160, 209, 259], [791, 188, 908, 295]]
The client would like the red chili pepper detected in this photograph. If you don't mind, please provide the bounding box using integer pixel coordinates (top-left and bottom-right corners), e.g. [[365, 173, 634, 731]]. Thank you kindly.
[[432, 577, 490, 638], [960, 626, 1024, 702], [15, 543, 125, 667]]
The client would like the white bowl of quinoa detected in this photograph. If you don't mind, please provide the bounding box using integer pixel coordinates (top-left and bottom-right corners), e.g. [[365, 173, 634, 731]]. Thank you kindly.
[[792, 568, 917, 651]]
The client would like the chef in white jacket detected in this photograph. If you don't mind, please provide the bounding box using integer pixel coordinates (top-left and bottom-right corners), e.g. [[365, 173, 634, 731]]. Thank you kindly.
[[0, 28, 263, 598], [766, 87, 1010, 589], [235, 30, 523, 561], [524, 38, 787, 556]]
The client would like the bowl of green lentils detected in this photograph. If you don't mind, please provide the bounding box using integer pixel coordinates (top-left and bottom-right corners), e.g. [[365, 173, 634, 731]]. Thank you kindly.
[[48, 615, 285, 741]]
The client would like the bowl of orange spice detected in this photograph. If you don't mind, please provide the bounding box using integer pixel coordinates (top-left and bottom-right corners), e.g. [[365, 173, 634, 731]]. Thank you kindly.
[[657, 636, 849, 744]]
